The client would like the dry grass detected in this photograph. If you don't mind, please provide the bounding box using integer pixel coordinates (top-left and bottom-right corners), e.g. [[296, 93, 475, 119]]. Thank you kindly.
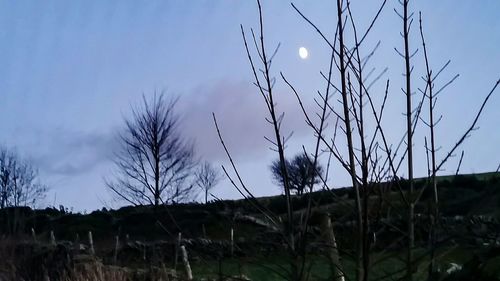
[[67, 260, 174, 281], [0, 238, 178, 281]]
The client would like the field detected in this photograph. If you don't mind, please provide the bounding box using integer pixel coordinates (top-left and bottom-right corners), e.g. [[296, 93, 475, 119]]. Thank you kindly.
[[1, 172, 500, 280]]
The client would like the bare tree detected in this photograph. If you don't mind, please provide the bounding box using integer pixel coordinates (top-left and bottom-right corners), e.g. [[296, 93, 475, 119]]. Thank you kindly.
[[195, 161, 223, 204], [106, 93, 197, 206], [0, 149, 14, 209], [270, 153, 324, 195], [215, 0, 498, 280], [0, 146, 47, 209]]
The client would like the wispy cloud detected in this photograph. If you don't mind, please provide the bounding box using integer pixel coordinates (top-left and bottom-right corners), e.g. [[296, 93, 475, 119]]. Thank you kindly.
[[27, 128, 118, 177], [179, 81, 310, 162]]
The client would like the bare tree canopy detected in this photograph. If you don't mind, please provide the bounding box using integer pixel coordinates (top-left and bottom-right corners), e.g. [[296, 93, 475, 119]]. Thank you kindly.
[[195, 161, 223, 204], [0, 146, 48, 209], [270, 153, 324, 196], [106, 93, 197, 206]]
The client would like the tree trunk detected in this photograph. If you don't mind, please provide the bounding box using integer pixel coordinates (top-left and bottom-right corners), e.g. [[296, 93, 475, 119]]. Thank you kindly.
[[336, 0, 363, 279], [403, 1, 415, 280]]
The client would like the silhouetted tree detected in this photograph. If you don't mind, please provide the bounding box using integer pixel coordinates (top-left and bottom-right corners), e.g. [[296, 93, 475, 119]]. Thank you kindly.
[[217, 1, 499, 280], [271, 153, 324, 195], [195, 161, 223, 204], [106, 93, 197, 206], [0, 146, 47, 209]]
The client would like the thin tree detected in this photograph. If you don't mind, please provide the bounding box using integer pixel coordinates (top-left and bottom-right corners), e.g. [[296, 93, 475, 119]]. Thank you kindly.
[[216, 0, 498, 280], [195, 161, 223, 204], [0, 149, 14, 209], [106, 93, 197, 206], [270, 153, 324, 195], [0, 146, 47, 209]]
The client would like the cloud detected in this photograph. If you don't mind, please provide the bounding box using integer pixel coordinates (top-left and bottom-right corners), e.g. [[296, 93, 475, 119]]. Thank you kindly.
[[28, 128, 118, 177], [179, 80, 311, 162]]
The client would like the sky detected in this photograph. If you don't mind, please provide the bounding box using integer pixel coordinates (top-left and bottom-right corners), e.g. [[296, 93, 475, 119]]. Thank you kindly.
[[0, 1, 498, 211]]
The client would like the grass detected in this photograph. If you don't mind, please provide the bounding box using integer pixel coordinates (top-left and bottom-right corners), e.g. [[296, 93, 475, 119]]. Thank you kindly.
[[192, 256, 332, 281], [1, 172, 500, 280], [189, 245, 500, 281]]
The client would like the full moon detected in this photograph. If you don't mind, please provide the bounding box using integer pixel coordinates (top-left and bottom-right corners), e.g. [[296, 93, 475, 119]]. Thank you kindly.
[[299, 47, 308, 59]]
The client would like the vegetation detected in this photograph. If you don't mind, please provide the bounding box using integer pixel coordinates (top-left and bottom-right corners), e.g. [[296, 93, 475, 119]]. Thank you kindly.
[[0, 146, 47, 210], [0, 0, 498, 280], [195, 161, 224, 204], [105, 93, 197, 206], [270, 153, 324, 196], [211, 0, 500, 280], [0, 173, 499, 280]]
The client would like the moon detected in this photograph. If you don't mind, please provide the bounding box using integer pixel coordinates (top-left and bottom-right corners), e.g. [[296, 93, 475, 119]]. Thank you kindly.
[[299, 47, 308, 59]]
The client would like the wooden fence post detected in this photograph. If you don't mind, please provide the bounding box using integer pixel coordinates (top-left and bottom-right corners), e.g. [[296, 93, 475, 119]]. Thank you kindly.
[[114, 235, 119, 264], [230, 227, 234, 257], [31, 228, 36, 243], [50, 230, 56, 246], [88, 231, 95, 255], [174, 232, 182, 270], [180, 245, 193, 280], [320, 213, 345, 281]]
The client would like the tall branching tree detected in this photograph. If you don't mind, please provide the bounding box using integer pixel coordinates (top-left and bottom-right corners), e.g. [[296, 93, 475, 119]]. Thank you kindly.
[[106, 93, 197, 206], [215, 0, 498, 280]]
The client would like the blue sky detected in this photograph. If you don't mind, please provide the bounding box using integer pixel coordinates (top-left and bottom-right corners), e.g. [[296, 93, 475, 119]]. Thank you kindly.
[[0, 1, 498, 211]]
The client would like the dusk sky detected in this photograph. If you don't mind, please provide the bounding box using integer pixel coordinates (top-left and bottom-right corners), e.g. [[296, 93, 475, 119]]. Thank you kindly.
[[0, 1, 498, 211]]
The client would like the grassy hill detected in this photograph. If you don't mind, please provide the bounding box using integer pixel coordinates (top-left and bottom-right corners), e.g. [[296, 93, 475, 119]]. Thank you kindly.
[[0, 172, 499, 280], [1, 172, 499, 244]]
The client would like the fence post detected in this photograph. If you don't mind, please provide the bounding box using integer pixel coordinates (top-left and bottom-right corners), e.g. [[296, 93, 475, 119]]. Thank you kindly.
[[50, 230, 56, 246], [230, 227, 234, 257], [320, 213, 345, 281], [31, 228, 37, 243], [174, 232, 182, 270], [180, 245, 193, 280], [114, 235, 119, 264], [88, 231, 95, 255]]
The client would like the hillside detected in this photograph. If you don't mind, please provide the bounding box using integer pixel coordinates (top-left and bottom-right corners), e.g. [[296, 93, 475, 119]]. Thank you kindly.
[[0, 172, 500, 280]]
